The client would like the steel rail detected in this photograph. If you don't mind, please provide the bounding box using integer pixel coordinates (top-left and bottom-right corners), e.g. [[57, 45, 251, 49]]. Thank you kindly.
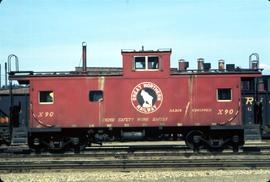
[[2, 143, 270, 156], [1, 156, 270, 171]]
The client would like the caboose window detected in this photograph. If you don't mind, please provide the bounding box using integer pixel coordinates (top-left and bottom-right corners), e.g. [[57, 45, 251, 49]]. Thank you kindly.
[[217, 88, 232, 102], [39, 91, 54, 104], [134, 56, 159, 70], [148, 56, 159, 69], [89, 90, 103, 102], [135, 57, 146, 69], [241, 78, 254, 91]]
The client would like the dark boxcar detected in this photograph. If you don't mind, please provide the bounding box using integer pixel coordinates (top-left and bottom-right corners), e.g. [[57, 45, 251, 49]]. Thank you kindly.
[[241, 76, 270, 138], [0, 88, 29, 144]]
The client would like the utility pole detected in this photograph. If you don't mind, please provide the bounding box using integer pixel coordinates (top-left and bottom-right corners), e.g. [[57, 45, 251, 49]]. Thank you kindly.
[[0, 64, 1, 88], [5, 62, 7, 88]]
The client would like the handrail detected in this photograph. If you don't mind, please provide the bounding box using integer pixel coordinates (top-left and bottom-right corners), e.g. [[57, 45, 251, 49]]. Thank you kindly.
[[7, 54, 19, 72]]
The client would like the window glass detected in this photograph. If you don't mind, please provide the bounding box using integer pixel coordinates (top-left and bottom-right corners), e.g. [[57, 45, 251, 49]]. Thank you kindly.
[[134, 56, 160, 70], [39, 91, 54, 104], [241, 78, 254, 91], [135, 57, 146, 69], [89, 90, 103, 102], [148, 56, 159, 69], [241, 81, 250, 91], [217, 88, 232, 101]]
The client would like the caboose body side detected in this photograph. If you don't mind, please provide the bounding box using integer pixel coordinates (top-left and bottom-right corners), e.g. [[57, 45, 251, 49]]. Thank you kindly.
[[29, 74, 245, 128]]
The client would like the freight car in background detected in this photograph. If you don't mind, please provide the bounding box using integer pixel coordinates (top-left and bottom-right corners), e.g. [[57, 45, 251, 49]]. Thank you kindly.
[[0, 87, 29, 146], [1, 43, 270, 153]]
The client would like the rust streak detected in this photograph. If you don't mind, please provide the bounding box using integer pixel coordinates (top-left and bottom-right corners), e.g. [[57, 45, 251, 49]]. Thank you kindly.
[[98, 77, 105, 126], [184, 102, 190, 118], [186, 75, 194, 119], [98, 76, 105, 90]]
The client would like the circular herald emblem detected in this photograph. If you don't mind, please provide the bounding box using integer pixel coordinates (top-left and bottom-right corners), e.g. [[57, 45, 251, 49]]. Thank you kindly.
[[131, 82, 163, 114]]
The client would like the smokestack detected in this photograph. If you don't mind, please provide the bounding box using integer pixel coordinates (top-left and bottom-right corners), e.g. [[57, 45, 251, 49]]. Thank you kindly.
[[178, 59, 189, 71], [0, 64, 1, 88], [252, 60, 259, 70], [5, 62, 7, 88], [197, 58, 204, 71], [82, 42, 87, 72], [0, 64, 2, 89], [218, 59, 225, 71]]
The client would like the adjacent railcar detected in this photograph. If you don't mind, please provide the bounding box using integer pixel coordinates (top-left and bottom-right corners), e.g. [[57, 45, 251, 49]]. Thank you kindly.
[[0, 88, 29, 145], [242, 75, 270, 138], [7, 43, 264, 152]]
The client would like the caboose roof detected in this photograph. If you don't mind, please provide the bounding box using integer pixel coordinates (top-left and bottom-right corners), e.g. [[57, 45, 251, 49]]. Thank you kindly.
[[121, 48, 172, 54], [8, 47, 262, 84], [9, 68, 261, 78]]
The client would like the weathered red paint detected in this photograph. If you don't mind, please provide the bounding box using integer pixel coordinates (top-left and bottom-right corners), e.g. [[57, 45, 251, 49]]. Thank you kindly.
[[12, 50, 261, 129]]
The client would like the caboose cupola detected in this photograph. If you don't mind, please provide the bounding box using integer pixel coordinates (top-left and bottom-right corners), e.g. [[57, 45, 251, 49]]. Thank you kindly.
[[121, 48, 171, 78]]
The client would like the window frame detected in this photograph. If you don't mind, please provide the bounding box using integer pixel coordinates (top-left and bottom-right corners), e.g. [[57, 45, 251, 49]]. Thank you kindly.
[[134, 56, 146, 70], [134, 56, 160, 71], [39, 91, 54, 105], [89, 90, 104, 102], [216, 88, 232, 102]]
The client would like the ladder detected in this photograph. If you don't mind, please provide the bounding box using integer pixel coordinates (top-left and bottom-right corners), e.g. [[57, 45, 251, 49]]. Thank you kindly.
[[244, 124, 261, 141], [11, 127, 28, 145]]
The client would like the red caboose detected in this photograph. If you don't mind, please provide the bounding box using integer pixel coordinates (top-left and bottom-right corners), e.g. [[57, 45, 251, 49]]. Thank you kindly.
[[10, 44, 261, 152]]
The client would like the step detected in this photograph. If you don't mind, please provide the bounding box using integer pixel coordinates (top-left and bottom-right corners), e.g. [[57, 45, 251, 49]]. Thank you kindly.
[[11, 137, 28, 145], [244, 128, 261, 133], [245, 135, 262, 141], [12, 132, 27, 138], [8, 145, 30, 153], [11, 127, 28, 145], [244, 124, 261, 129], [12, 127, 28, 133], [244, 124, 262, 141]]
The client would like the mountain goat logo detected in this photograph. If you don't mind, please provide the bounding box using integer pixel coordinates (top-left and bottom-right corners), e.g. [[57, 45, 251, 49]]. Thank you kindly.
[[131, 82, 163, 114]]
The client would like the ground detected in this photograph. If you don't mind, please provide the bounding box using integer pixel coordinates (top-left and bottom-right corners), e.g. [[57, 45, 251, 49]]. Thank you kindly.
[[1, 169, 270, 182]]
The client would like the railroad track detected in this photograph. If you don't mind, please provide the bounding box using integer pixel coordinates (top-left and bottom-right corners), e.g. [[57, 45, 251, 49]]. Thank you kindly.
[[1, 153, 270, 171], [1, 141, 270, 171], [2, 141, 270, 154], [1, 148, 270, 171]]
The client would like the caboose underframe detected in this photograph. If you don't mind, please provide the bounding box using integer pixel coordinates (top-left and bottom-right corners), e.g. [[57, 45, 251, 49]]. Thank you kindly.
[[28, 125, 243, 152]]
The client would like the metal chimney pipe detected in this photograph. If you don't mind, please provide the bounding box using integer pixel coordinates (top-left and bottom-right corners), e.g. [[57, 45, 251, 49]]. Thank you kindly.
[[197, 58, 204, 71], [178, 59, 189, 71], [218, 59, 225, 71], [5, 62, 7, 88], [0, 64, 1, 88], [82, 42, 87, 72]]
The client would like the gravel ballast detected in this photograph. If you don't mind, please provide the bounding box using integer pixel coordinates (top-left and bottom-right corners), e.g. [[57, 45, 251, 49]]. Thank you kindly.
[[1, 169, 270, 182]]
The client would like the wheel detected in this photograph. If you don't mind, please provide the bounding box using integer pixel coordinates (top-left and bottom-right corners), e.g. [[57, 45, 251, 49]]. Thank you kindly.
[[232, 145, 239, 153], [74, 144, 87, 154], [207, 137, 225, 153], [33, 146, 42, 154], [230, 134, 242, 153], [74, 145, 81, 154], [185, 130, 205, 152]]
